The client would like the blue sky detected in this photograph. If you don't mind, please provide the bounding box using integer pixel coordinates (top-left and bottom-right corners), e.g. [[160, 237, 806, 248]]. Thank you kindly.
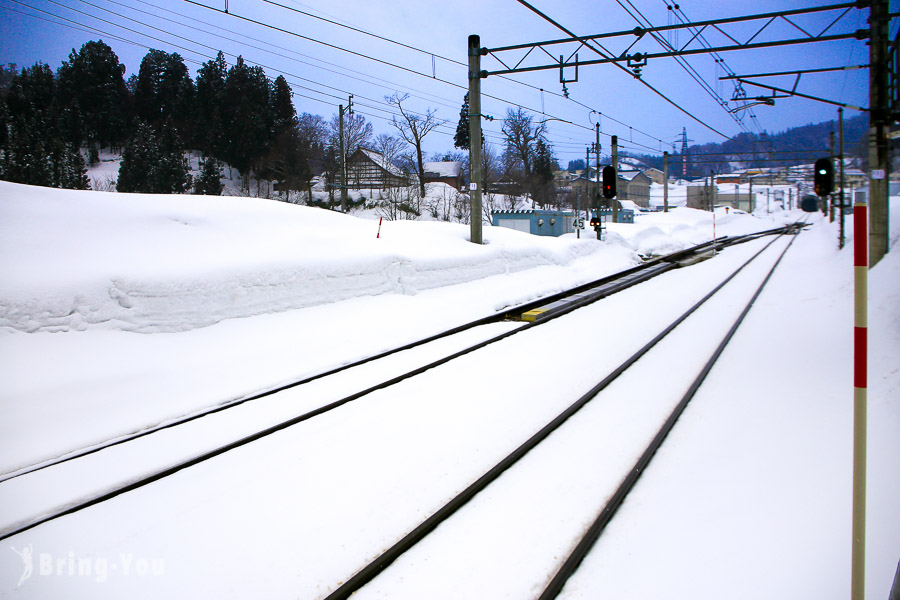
[[0, 0, 884, 165]]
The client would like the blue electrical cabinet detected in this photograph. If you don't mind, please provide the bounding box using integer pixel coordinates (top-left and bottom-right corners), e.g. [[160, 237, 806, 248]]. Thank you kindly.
[[492, 210, 577, 236]]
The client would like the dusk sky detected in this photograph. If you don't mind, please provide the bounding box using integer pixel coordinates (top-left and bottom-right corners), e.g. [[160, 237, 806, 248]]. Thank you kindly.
[[0, 0, 888, 165]]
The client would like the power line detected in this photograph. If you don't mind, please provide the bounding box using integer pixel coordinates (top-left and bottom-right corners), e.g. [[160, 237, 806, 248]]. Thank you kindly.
[[264, 0, 673, 150], [615, 0, 752, 134], [514, 0, 731, 139]]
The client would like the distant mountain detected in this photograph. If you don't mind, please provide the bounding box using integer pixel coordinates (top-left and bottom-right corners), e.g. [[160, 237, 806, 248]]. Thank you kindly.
[[632, 114, 868, 179]]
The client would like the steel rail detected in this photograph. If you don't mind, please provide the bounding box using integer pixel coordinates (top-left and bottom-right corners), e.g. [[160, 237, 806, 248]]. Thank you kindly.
[[0, 227, 786, 484], [0, 229, 792, 541], [538, 221, 802, 599], [323, 226, 800, 600]]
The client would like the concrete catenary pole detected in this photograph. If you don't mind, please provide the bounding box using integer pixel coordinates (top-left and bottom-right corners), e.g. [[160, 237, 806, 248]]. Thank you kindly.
[[839, 107, 847, 249], [611, 135, 618, 223], [468, 35, 484, 245], [868, 0, 890, 267]]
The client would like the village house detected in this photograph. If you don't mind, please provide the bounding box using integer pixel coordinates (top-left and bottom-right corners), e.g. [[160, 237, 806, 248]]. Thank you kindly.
[[345, 147, 410, 189], [422, 161, 464, 190]]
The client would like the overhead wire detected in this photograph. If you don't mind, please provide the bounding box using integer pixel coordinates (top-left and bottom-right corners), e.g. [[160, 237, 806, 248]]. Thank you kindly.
[[614, 0, 752, 134], [6, 0, 675, 159], [266, 0, 674, 149], [514, 0, 731, 140]]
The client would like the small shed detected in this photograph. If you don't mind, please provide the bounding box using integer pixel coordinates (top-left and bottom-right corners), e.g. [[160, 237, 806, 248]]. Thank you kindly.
[[492, 209, 576, 236]]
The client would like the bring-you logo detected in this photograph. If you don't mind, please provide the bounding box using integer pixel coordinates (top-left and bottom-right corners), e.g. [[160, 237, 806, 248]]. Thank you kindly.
[[9, 545, 164, 587]]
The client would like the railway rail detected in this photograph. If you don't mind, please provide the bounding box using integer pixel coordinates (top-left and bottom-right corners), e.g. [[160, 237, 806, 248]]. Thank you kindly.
[[320, 223, 803, 599], [0, 221, 805, 590]]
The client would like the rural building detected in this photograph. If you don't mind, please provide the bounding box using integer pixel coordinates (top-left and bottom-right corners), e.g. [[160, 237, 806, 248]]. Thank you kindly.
[[617, 170, 652, 208], [346, 148, 410, 189], [422, 161, 464, 190]]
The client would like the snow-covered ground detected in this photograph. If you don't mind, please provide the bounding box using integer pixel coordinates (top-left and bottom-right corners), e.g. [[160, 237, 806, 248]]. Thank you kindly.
[[0, 181, 897, 598]]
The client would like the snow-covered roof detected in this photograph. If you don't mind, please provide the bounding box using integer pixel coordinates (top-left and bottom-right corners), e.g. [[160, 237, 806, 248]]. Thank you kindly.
[[423, 161, 462, 178], [359, 148, 407, 178]]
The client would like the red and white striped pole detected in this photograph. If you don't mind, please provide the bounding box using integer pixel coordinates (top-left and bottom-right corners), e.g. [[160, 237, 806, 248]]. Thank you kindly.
[[851, 194, 867, 600], [376, 216, 383, 239]]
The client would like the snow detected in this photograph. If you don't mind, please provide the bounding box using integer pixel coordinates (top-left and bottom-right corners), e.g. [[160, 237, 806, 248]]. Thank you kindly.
[[0, 180, 897, 599]]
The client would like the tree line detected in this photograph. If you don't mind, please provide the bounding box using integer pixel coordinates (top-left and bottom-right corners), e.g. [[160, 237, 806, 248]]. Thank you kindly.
[[1, 39, 562, 211]]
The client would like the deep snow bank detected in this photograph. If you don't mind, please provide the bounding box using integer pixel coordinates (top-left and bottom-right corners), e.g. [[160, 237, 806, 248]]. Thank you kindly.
[[0, 182, 613, 333]]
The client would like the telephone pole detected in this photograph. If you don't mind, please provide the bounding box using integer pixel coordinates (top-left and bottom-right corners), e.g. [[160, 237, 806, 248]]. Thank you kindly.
[[338, 95, 353, 212], [468, 35, 484, 244]]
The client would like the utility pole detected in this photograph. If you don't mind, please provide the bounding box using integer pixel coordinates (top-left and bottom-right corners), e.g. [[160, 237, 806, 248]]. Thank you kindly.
[[338, 95, 353, 212], [468, 35, 484, 244], [585, 146, 592, 237], [595, 123, 601, 212], [338, 104, 346, 212], [585, 146, 591, 205], [839, 107, 846, 249], [829, 130, 836, 222], [868, 0, 890, 267], [749, 177, 754, 214], [663, 151, 669, 212], [611, 135, 618, 223]]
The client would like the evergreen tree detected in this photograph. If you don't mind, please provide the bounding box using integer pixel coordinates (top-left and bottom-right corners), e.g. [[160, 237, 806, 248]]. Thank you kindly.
[[117, 122, 158, 193], [2, 117, 51, 186], [195, 51, 228, 159], [454, 93, 470, 150], [153, 119, 191, 193], [532, 137, 556, 208], [1, 63, 88, 189], [118, 120, 190, 194], [49, 138, 89, 190], [269, 75, 297, 136], [222, 57, 271, 188], [194, 155, 223, 195], [134, 50, 195, 144], [57, 40, 131, 149]]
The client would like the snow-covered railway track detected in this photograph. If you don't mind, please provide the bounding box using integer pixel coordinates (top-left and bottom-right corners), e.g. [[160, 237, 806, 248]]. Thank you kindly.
[[0, 230, 788, 543], [326, 227, 802, 600], [0, 225, 802, 600]]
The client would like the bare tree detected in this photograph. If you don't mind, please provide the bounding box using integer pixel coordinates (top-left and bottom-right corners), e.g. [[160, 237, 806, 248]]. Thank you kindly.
[[328, 111, 373, 164], [502, 107, 545, 199], [373, 133, 406, 189], [386, 92, 446, 199]]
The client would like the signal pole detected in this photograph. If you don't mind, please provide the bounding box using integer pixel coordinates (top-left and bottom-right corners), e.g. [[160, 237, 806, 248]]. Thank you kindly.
[[468, 35, 484, 245], [594, 123, 601, 214], [829, 131, 836, 222], [663, 151, 669, 212], [611, 135, 618, 223]]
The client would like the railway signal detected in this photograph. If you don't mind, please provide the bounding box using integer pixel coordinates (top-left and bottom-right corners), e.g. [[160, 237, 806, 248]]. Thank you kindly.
[[602, 166, 617, 199], [814, 158, 834, 197]]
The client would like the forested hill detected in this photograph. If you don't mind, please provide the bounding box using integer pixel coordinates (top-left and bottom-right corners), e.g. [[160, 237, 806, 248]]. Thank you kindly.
[[635, 113, 868, 177]]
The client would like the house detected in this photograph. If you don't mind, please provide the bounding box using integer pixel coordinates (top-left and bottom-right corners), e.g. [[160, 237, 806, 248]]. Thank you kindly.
[[422, 161, 464, 190], [642, 167, 666, 185], [346, 147, 410, 189], [617, 170, 652, 208]]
